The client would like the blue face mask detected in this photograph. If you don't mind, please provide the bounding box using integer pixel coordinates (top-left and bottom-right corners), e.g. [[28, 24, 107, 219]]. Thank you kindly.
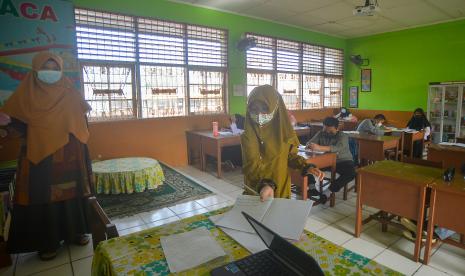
[[37, 70, 62, 84]]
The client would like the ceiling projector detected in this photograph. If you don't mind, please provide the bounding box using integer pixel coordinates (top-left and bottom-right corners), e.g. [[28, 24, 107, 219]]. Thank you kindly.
[[353, 0, 380, 16]]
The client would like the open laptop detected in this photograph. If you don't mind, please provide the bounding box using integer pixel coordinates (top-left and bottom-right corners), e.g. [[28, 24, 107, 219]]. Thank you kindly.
[[211, 212, 324, 276]]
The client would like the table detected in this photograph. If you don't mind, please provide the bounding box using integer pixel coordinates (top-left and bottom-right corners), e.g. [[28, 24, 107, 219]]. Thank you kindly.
[[348, 133, 400, 166], [339, 120, 358, 131], [424, 173, 465, 264], [92, 208, 402, 276], [427, 143, 465, 171], [186, 126, 311, 178], [92, 157, 165, 194], [290, 152, 337, 205], [355, 160, 442, 262], [390, 130, 424, 160]]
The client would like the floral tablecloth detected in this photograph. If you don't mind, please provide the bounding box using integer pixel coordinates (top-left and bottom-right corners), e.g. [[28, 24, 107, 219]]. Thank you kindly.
[[92, 157, 165, 194], [92, 208, 403, 276]]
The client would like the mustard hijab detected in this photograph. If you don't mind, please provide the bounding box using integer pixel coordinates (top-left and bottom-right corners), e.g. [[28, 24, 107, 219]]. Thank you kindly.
[[2, 52, 90, 164], [241, 85, 306, 198]]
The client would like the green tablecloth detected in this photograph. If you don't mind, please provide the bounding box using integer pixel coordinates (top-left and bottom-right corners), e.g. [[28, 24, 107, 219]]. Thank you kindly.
[[93, 157, 165, 194], [92, 208, 403, 276]]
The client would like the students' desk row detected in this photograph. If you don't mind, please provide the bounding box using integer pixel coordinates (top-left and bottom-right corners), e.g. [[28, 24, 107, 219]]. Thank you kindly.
[[355, 160, 465, 264], [186, 126, 310, 178], [427, 143, 465, 171]]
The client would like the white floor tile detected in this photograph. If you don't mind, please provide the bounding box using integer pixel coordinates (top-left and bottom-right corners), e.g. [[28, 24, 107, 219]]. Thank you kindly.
[[228, 189, 245, 200], [332, 216, 358, 236], [195, 195, 229, 208], [310, 208, 346, 224], [32, 263, 73, 276], [178, 208, 209, 219], [436, 242, 465, 259], [168, 201, 204, 215], [138, 207, 177, 224], [72, 256, 93, 276], [315, 225, 353, 245], [69, 236, 94, 261], [118, 224, 149, 236], [373, 249, 422, 275], [206, 201, 234, 211], [429, 247, 465, 276], [304, 217, 329, 233], [112, 215, 145, 231], [360, 224, 402, 248], [330, 202, 356, 217], [387, 237, 430, 261], [15, 246, 69, 276], [414, 265, 450, 276], [145, 216, 180, 228], [342, 238, 386, 259]]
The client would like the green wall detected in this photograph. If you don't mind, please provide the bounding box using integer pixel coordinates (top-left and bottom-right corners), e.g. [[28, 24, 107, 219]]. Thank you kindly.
[[345, 19, 465, 111], [71, 0, 346, 114]]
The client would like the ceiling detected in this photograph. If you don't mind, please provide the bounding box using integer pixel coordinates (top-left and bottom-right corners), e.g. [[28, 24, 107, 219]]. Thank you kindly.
[[170, 0, 465, 38]]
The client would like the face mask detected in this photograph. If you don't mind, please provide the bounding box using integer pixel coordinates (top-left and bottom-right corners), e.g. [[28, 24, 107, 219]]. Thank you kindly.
[[37, 70, 62, 84], [377, 122, 382, 127], [251, 108, 276, 127]]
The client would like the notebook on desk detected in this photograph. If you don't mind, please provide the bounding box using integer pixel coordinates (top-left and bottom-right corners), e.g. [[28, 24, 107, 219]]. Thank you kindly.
[[211, 212, 324, 276], [298, 145, 325, 155]]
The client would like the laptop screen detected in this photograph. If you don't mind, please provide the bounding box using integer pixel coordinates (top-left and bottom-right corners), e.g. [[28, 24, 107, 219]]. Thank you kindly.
[[243, 212, 324, 276], [245, 212, 275, 248]]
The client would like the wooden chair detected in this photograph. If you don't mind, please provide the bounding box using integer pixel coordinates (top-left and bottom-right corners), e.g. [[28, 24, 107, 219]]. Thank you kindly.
[[86, 197, 119, 250]]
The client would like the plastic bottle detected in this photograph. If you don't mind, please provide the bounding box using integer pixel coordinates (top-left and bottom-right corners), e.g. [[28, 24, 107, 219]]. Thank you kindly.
[[212, 121, 219, 137]]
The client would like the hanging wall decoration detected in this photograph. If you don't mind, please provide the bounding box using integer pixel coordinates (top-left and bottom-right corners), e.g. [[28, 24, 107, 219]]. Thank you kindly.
[[361, 69, 372, 92], [349, 86, 358, 108]]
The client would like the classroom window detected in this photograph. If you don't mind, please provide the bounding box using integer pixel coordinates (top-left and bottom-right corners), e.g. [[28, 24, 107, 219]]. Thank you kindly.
[[246, 33, 343, 109], [81, 64, 136, 121], [75, 8, 228, 121]]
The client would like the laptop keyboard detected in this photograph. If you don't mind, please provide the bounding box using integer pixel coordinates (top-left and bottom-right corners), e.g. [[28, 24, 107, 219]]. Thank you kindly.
[[235, 250, 290, 276]]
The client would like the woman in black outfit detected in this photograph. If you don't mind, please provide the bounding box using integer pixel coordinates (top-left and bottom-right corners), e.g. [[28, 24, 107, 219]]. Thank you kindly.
[[406, 108, 431, 158]]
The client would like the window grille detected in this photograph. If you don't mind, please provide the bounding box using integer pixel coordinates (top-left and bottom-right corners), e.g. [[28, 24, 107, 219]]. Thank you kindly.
[[246, 33, 343, 109], [81, 64, 135, 121], [75, 8, 228, 120]]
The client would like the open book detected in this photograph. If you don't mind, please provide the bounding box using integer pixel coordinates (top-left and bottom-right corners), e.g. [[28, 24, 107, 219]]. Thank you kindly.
[[214, 195, 313, 240]]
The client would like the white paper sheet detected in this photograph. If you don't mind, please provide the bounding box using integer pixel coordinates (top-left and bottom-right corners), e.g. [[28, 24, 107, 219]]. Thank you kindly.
[[261, 198, 313, 240], [439, 142, 465, 148], [160, 227, 226, 273], [215, 195, 313, 240], [343, 131, 360, 134], [210, 214, 267, 253], [298, 145, 325, 154], [215, 195, 272, 233]]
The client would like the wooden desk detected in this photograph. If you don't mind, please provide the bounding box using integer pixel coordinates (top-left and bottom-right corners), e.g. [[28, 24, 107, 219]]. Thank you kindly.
[[428, 144, 465, 171], [348, 134, 400, 166], [186, 126, 311, 178], [457, 136, 465, 143], [339, 120, 358, 131], [390, 130, 424, 160], [355, 161, 442, 262], [424, 174, 465, 264], [290, 152, 337, 205], [92, 208, 402, 275]]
